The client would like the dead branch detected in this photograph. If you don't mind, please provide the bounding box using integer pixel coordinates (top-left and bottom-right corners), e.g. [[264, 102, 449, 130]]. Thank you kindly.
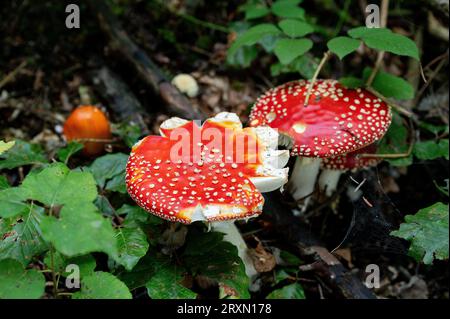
[[263, 191, 377, 299], [89, 1, 205, 120]]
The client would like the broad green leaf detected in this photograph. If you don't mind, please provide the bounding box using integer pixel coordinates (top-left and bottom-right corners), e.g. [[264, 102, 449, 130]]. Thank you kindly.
[[112, 122, 142, 148], [391, 202, 449, 264], [0, 204, 48, 266], [270, 54, 317, 79], [115, 226, 149, 271], [57, 142, 84, 164], [0, 259, 46, 299], [40, 202, 118, 258], [0, 175, 9, 190], [413, 140, 449, 160], [21, 163, 97, 208], [274, 38, 313, 64], [0, 140, 47, 170], [267, 282, 305, 299], [0, 140, 15, 155], [227, 45, 259, 67], [44, 252, 96, 278], [241, 3, 270, 20], [118, 204, 163, 227], [105, 171, 127, 193], [117, 253, 158, 290], [258, 34, 279, 52], [339, 76, 364, 88], [363, 68, 414, 100], [278, 19, 313, 38], [419, 122, 448, 135], [88, 153, 128, 189], [348, 27, 419, 60], [0, 187, 30, 218], [279, 250, 302, 265], [72, 272, 132, 299], [271, 1, 305, 19], [145, 259, 195, 299], [228, 24, 281, 57], [327, 36, 361, 59], [184, 232, 250, 298]]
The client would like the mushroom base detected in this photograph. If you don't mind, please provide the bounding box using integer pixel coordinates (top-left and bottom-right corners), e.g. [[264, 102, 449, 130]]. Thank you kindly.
[[287, 157, 322, 211], [318, 169, 343, 197]]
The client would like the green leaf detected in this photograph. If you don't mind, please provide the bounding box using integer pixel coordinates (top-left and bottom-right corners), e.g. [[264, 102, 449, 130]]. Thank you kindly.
[[348, 27, 419, 60], [105, 171, 127, 193], [0, 187, 31, 218], [228, 24, 281, 57], [241, 3, 270, 20], [271, 1, 305, 19], [145, 259, 195, 299], [278, 19, 313, 38], [0, 204, 48, 266], [0, 259, 46, 299], [227, 45, 259, 67], [270, 55, 317, 78], [0, 140, 15, 155], [391, 202, 449, 264], [117, 253, 158, 290], [72, 272, 132, 299], [0, 140, 47, 170], [0, 175, 9, 190], [21, 163, 97, 207], [327, 36, 360, 59], [112, 122, 143, 148], [184, 231, 250, 298], [274, 38, 313, 64], [413, 140, 449, 161], [363, 68, 414, 100], [115, 226, 149, 271], [339, 76, 364, 88], [88, 153, 129, 189], [118, 204, 163, 227], [57, 142, 84, 164], [40, 202, 118, 258], [267, 282, 305, 299]]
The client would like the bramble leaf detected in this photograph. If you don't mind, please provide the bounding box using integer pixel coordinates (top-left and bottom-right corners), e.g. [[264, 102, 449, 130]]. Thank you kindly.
[[278, 19, 313, 38], [72, 271, 132, 299], [0, 259, 46, 299], [0, 140, 47, 170], [327, 36, 360, 59], [274, 38, 313, 64]]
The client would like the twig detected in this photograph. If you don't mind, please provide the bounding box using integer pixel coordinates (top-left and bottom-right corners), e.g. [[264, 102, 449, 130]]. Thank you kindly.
[[365, 0, 389, 87], [304, 51, 331, 105], [0, 60, 28, 90], [365, 87, 414, 118], [416, 49, 449, 102]]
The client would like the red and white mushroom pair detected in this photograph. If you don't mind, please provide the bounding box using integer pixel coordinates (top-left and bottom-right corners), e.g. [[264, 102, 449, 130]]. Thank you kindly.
[[125, 79, 392, 278]]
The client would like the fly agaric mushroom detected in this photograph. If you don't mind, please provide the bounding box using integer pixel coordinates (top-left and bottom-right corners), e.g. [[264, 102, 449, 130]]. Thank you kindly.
[[249, 79, 392, 210], [63, 105, 112, 156], [318, 144, 381, 197], [126, 112, 289, 277]]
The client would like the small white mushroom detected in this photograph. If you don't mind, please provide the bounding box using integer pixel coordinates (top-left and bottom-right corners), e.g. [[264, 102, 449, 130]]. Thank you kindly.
[[171, 73, 199, 98]]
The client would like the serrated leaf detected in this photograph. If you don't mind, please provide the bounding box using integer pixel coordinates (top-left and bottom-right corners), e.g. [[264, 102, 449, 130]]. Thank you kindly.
[[327, 36, 360, 59], [115, 226, 149, 271], [21, 163, 97, 207], [72, 271, 132, 299], [274, 38, 313, 65], [0, 140, 47, 170], [40, 202, 118, 258], [413, 140, 449, 160], [271, 1, 305, 19], [228, 24, 281, 57], [184, 233, 250, 298], [278, 19, 313, 38], [391, 202, 449, 264], [267, 282, 305, 299], [0, 140, 15, 155], [348, 27, 419, 60], [0, 204, 48, 266], [0, 187, 31, 218], [363, 68, 414, 100], [88, 153, 129, 189], [57, 142, 84, 164], [145, 259, 195, 299], [0, 259, 46, 299], [339, 76, 364, 88]]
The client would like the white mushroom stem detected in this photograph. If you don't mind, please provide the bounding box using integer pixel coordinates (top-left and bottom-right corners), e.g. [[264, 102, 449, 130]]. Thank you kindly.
[[318, 169, 343, 197], [287, 157, 321, 210], [210, 221, 257, 278]]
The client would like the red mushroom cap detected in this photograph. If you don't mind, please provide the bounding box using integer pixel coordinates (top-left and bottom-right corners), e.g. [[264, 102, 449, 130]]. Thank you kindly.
[[249, 79, 392, 158], [321, 144, 381, 170], [126, 113, 288, 224]]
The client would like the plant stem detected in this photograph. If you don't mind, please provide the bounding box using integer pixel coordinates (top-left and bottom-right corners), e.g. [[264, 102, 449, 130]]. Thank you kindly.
[[48, 205, 58, 298], [304, 51, 331, 105], [365, 0, 389, 87]]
